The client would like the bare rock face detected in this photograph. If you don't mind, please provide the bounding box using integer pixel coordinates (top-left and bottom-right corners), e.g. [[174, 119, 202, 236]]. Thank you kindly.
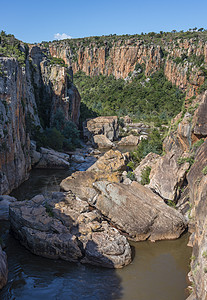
[[148, 151, 189, 201], [118, 135, 139, 146], [134, 152, 160, 182], [0, 43, 81, 195], [9, 192, 131, 268], [91, 181, 186, 242], [0, 246, 8, 290], [193, 91, 207, 137], [93, 135, 114, 149], [88, 149, 127, 173], [60, 150, 128, 200], [186, 140, 207, 299], [83, 116, 119, 143], [0, 58, 32, 194], [0, 195, 17, 220]]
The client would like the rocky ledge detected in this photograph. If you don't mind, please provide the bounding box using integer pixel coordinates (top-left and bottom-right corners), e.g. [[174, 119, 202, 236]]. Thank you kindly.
[[9, 192, 131, 269], [61, 150, 187, 242]]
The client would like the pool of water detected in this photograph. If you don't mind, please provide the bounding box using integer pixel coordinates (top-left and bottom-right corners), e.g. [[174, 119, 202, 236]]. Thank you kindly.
[[1, 168, 192, 300]]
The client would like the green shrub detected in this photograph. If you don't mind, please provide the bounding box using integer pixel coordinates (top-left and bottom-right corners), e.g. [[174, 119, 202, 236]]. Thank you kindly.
[[192, 139, 204, 151], [45, 203, 54, 217], [127, 171, 136, 181], [140, 166, 151, 185], [202, 165, 207, 175], [45, 127, 64, 151], [131, 129, 163, 165]]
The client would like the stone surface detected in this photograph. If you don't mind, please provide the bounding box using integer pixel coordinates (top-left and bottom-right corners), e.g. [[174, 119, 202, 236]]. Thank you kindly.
[[134, 152, 160, 182], [0, 43, 81, 194], [83, 116, 119, 142], [0, 195, 17, 220], [71, 154, 85, 163], [0, 246, 8, 289], [118, 135, 139, 146], [148, 151, 190, 201], [34, 148, 70, 169], [9, 192, 131, 268], [92, 181, 186, 241], [193, 91, 207, 137], [186, 140, 207, 299], [93, 135, 114, 148]]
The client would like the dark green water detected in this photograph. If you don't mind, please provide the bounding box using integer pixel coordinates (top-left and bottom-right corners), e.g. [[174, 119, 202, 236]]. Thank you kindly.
[[0, 169, 192, 300]]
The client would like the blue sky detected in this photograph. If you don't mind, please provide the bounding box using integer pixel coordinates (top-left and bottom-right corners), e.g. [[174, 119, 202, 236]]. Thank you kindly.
[[1, 0, 207, 43]]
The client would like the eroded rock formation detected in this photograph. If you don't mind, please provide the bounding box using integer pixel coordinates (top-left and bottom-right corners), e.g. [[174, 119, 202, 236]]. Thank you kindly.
[[0, 43, 81, 194], [9, 192, 131, 268]]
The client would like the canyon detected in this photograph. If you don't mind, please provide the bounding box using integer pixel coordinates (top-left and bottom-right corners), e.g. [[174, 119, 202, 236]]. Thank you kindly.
[[0, 31, 207, 299]]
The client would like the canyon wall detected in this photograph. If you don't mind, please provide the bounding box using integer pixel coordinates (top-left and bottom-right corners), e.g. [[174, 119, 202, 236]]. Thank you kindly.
[[49, 37, 207, 98], [0, 43, 81, 195]]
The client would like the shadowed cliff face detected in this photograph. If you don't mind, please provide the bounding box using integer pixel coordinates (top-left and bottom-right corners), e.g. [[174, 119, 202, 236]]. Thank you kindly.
[[49, 37, 207, 99], [0, 42, 81, 195]]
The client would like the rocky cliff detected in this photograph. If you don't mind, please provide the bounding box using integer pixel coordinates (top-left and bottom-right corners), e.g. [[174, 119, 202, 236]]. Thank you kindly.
[[0, 34, 81, 194], [48, 33, 207, 98]]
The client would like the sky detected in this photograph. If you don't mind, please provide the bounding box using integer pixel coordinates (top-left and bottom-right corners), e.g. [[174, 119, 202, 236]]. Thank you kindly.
[[1, 0, 207, 43]]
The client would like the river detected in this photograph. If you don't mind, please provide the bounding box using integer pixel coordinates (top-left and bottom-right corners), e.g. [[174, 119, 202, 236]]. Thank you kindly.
[[0, 166, 192, 300]]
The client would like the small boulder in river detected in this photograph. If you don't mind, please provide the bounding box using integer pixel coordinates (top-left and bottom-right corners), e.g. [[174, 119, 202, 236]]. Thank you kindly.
[[9, 192, 131, 268], [0, 195, 17, 220]]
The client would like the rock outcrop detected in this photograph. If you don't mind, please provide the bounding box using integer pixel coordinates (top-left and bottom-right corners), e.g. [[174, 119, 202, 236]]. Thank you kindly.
[[9, 192, 131, 268], [118, 135, 139, 146], [0, 39, 81, 194], [31, 146, 70, 169], [49, 36, 207, 98], [83, 116, 119, 143], [134, 152, 160, 182], [186, 140, 207, 299], [93, 134, 114, 148], [0, 246, 8, 289], [60, 150, 186, 242], [91, 181, 186, 241], [148, 151, 190, 201]]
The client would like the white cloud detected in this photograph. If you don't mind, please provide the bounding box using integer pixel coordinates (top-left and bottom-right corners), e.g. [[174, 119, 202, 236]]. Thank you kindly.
[[54, 33, 72, 40]]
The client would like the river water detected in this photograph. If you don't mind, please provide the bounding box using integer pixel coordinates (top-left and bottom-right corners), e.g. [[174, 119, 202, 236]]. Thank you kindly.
[[0, 168, 192, 300]]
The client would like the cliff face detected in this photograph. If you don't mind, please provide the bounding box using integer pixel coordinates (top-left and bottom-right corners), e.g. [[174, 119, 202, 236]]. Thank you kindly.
[[0, 42, 81, 194], [49, 36, 207, 98]]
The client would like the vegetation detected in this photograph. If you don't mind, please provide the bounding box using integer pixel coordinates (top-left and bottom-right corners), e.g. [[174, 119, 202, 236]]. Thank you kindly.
[[130, 129, 163, 167], [202, 165, 207, 175], [177, 156, 195, 167], [45, 203, 54, 217], [30, 109, 81, 151], [74, 69, 185, 125], [0, 31, 27, 66], [140, 166, 151, 185]]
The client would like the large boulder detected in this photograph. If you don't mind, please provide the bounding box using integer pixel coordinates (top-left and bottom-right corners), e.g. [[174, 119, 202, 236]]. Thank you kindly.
[[0, 246, 8, 289], [34, 147, 70, 169], [83, 116, 119, 142], [88, 149, 127, 173], [134, 152, 160, 182], [118, 135, 139, 146], [93, 135, 114, 149], [9, 192, 131, 269], [91, 181, 186, 242]]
